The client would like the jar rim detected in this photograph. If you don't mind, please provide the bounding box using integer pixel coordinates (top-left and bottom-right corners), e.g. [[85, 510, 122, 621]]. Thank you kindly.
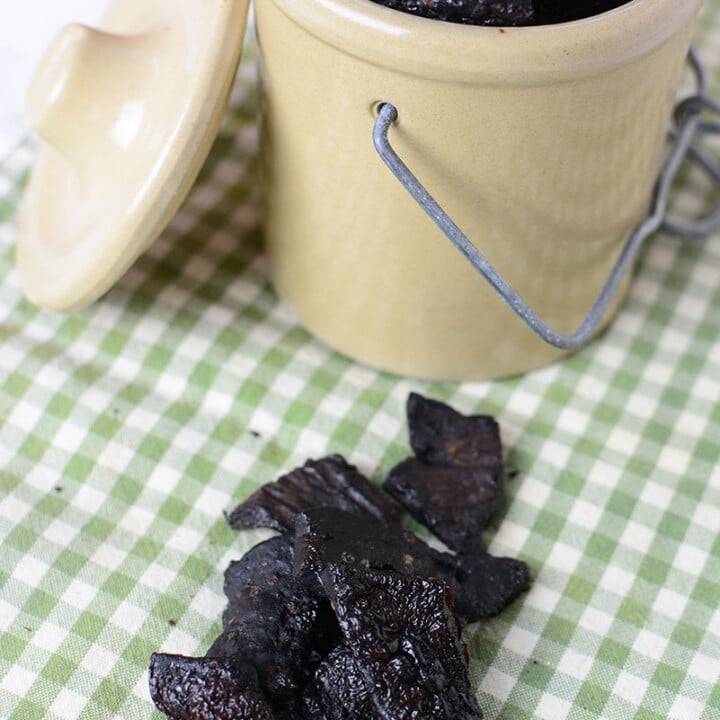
[[268, 0, 702, 83]]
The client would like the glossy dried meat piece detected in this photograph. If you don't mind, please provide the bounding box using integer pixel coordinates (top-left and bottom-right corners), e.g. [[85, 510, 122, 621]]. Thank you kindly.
[[406, 393, 502, 471], [294, 505, 528, 624], [319, 564, 483, 719], [207, 536, 339, 713], [384, 457, 501, 552], [303, 645, 375, 719], [453, 552, 531, 620], [370, 0, 631, 25], [293, 507, 418, 593], [369, 0, 534, 25], [148, 653, 274, 720], [226, 454, 401, 533], [533, 0, 631, 24]]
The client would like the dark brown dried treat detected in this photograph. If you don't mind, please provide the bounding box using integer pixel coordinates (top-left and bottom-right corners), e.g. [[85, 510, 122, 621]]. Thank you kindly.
[[533, 0, 631, 24], [370, 0, 631, 26], [226, 454, 401, 533], [319, 564, 483, 719], [294, 505, 529, 624], [453, 552, 532, 620], [406, 393, 502, 471], [148, 653, 274, 720], [369, 0, 534, 26], [206, 536, 339, 714], [293, 507, 418, 593], [384, 457, 501, 552], [303, 645, 375, 719]]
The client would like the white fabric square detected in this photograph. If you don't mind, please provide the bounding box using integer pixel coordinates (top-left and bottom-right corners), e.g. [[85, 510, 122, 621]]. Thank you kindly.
[[567, 499, 601, 532], [599, 566, 636, 599], [606, 426, 641, 456], [669, 695, 705, 720], [13, 555, 48, 585], [31, 621, 68, 652], [535, 694, 571, 720], [632, 629, 668, 661], [72, 485, 106, 514], [619, 521, 655, 554], [556, 407, 590, 437], [195, 486, 230, 518], [656, 445, 692, 477], [98, 440, 135, 475], [557, 647, 593, 681], [652, 588, 688, 620], [0, 599, 19, 631], [139, 563, 176, 594], [1, 665, 36, 696], [546, 542, 582, 575], [478, 666, 515, 703], [50, 688, 88, 719], [639, 480, 674, 512], [80, 644, 119, 676], [613, 669, 648, 706], [673, 544, 708, 576], [111, 600, 147, 634], [578, 606, 614, 637], [587, 460, 622, 489], [503, 626, 538, 658], [62, 579, 96, 611], [7, 400, 42, 433]]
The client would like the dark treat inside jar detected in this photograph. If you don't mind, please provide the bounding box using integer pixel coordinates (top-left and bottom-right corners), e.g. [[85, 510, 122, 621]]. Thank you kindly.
[[369, 0, 633, 26]]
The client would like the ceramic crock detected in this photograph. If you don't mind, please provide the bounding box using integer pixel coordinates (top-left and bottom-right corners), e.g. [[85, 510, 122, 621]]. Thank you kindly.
[[254, 0, 702, 380]]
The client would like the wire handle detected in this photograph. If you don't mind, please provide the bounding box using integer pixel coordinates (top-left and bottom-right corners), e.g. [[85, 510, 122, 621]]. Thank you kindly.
[[372, 49, 720, 350]]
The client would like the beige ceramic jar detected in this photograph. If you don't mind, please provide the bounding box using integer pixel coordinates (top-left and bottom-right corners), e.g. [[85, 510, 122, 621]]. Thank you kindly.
[[255, 0, 702, 380]]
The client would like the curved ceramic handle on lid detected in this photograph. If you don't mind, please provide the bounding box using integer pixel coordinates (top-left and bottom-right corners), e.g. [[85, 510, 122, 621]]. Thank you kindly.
[[26, 23, 177, 183], [17, 0, 251, 311]]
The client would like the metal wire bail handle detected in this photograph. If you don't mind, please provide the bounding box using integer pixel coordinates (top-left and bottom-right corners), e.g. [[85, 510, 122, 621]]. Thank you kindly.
[[372, 49, 720, 351]]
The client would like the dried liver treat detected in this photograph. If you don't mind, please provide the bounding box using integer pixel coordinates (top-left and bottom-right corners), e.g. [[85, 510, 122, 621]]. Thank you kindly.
[[453, 552, 532, 619], [369, 0, 534, 26], [206, 535, 339, 715], [369, 0, 631, 25], [295, 505, 529, 624], [384, 394, 503, 552], [385, 457, 501, 551], [294, 506, 416, 592], [226, 454, 401, 533], [303, 645, 375, 719], [533, 0, 631, 24], [148, 654, 274, 720], [317, 563, 484, 719], [150, 393, 531, 720], [406, 392, 502, 470]]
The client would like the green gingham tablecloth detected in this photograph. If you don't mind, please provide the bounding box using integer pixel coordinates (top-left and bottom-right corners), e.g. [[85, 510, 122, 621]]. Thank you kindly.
[[1, 6, 720, 720]]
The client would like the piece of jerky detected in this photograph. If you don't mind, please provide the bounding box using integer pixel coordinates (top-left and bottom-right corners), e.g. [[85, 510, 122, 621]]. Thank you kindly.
[[318, 564, 483, 720], [406, 393, 502, 471], [302, 645, 375, 719], [294, 506, 528, 624], [369, 0, 535, 26], [384, 457, 501, 552], [226, 454, 401, 533], [148, 653, 274, 720], [453, 552, 532, 620], [293, 507, 417, 593], [206, 536, 340, 714], [532, 0, 631, 24]]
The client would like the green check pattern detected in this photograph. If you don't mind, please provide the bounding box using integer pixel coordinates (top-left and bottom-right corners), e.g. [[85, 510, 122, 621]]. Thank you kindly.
[[1, 7, 720, 720]]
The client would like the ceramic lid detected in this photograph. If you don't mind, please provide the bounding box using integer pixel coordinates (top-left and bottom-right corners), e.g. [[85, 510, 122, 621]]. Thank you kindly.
[[17, 0, 251, 310]]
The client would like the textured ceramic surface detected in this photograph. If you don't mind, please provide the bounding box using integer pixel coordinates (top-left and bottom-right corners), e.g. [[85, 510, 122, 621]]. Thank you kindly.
[[257, 0, 702, 380], [17, 0, 249, 310]]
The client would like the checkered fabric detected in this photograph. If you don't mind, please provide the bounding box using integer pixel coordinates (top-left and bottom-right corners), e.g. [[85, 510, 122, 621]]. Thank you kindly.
[[1, 6, 719, 720]]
